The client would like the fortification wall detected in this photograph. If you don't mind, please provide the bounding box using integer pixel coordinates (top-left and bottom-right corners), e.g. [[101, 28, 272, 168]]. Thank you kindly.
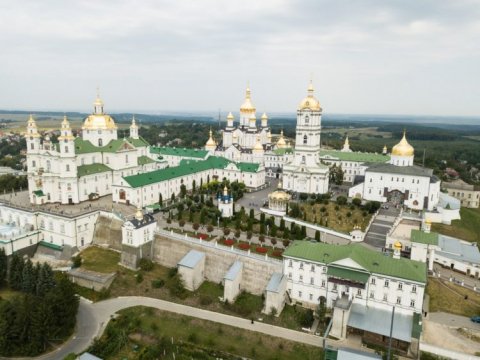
[[153, 231, 282, 295], [92, 215, 123, 250]]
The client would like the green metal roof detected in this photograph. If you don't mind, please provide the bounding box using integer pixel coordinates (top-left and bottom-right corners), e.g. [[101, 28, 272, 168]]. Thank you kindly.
[[319, 150, 390, 163], [150, 146, 209, 159], [74, 137, 137, 154], [273, 148, 293, 155], [77, 163, 112, 177], [123, 156, 259, 188], [137, 155, 155, 165], [283, 241, 427, 283], [327, 266, 369, 284], [39, 241, 63, 251], [410, 229, 439, 245], [33, 190, 45, 196], [127, 136, 149, 147], [411, 312, 422, 339]]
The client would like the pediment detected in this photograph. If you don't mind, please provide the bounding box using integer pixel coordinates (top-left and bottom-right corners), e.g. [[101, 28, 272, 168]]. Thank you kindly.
[[330, 258, 367, 271]]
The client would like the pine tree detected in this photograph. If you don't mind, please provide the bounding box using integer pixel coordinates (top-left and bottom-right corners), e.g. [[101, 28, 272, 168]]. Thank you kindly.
[[0, 248, 7, 287], [21, 259, 35, 294], [8, 253, 23, 290], [36, 263, 55, 297]]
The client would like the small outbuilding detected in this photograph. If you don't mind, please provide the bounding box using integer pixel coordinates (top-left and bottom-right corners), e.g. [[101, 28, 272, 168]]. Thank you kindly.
[[223, 260, 243, 302], [177, 249, 206, 291], [263, 272, 287, 316]]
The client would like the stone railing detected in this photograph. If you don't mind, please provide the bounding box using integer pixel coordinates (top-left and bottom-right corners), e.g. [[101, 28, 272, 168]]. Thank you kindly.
[[155, 228, 282, 264]]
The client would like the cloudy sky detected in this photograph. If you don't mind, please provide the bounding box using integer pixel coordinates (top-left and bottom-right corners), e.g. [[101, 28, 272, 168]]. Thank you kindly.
[[0, 0, 479, 116]]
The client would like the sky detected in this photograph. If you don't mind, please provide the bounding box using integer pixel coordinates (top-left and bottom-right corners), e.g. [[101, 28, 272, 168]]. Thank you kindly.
[[0, 0, 479, 117]]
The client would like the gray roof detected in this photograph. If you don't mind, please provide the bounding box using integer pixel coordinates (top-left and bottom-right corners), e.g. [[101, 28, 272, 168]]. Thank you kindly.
[[266, 272, 284, 293], [347, 303, 414, 342], [178, 250, 205, 269], [224, 260, 242, 281], [68, 268, 116, 284], [366, 163, 433, 177], [79, 353, 103, 360], [438, 192, 461, 210], [337, 348, 382, 360], [437, 234, 480, 265]]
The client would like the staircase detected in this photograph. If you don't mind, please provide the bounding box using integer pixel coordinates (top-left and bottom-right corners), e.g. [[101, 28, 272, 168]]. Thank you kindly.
[[363, 206, 400, 249]]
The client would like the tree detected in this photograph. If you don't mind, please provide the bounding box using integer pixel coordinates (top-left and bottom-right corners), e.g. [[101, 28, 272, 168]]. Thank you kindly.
[[317, 296, 327, 324], [249, 208, 254, 219], [223, 228, 231, 237], [329, 164, 344, 185], [301, 225, 307, 238], [36, 264, 55, 297], [260, 213, 265, 224], [259, 235, 265, 245], [171, 193, 175, 203], [8, 253, 23, 291], [270, 238, 277, 249], [279, 218, 285, 231], [282, 239, 290, 248], [158, 193, 163, 206], [207, 225, 214, 234], [192, 179, 196, 192], [21, 259, 35, 294], [352, 197, 362, 207], [178, 219, 185, 230], [0, 248, 7, 287], [180, 184, 187, 198], [192, 223, 200, 231], [336, 196, 347, 205], [315, 230, 320, 242]]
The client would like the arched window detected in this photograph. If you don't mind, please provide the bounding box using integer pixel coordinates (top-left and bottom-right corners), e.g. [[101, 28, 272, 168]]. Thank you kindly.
[[46, 160, 51, 172], [98, 138, 103, 147], [305, 115, 309, 124], [303, 135, 308, 144]]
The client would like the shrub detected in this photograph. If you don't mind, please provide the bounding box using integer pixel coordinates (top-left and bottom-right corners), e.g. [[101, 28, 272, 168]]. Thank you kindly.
[[282, 239, 290, 247], [193, 223, 200, 231], [352, 198, 362, 207], [259, 235, 265, 243], [151, 279, 165, 288], [199, 294, 214, 305], [223, 228, 231, 236], [136, 272, 144, 284], [271, 250, 283, 258], [71, 255, 82, 268], [336, 196, 347, 205], [207, 225, 214, 233], [138, 258, 154, 272], [246, 231, 253, 240], [167, 274, 188, 299], [238, 243, 250, 250], [168, 267, 178, 278], [256, 247, 268, 254]]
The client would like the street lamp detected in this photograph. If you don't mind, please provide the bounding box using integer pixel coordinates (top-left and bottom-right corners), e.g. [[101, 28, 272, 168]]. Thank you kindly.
[[217, 216, 220, 228]]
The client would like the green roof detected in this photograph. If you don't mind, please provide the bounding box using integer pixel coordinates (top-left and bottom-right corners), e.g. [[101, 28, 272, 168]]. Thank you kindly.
[[327, 266, 369, 284], [123, 156, 259, 188], [283, 241, 427, 283], [273, 148, 293, 155], [138, 155, 155, 165], [237, 162, 260, 172], [33, 190, 45, 196], [150, 146, 209, 159], [77, 163, 112, 177], [319, 150, 390, 163], [410, 229, 439, 245], [39, 241, 63, 251], [127, 136, 149, 147], [74, 137, 137, 154], [411, 313, 422, 339]]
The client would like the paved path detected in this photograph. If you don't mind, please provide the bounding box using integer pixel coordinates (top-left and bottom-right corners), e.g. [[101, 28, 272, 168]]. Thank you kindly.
[[428, 312, 480, 331], [35, 296, 323, 359], [420, 342, 480, 360]]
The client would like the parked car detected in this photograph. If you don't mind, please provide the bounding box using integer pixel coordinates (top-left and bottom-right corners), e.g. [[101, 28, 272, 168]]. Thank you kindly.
[[471, 316, 480, 323]]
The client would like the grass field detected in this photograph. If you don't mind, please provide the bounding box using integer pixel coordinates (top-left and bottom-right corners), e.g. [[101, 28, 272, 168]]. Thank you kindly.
[[427, 278, 480, 317], [77, 246, 313, 331], [92, 306, 321, 360], [432, 207, 480, 243]]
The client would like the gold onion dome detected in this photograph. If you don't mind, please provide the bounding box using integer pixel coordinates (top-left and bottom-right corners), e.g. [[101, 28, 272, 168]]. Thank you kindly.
[[261, 112, 268, 120], [269, 182, 291, 201], [240, 86, 256, 113], [253, 135, 263, 151], [276, 130, 287, 147], [299, 81, 321, 111], [83, 94, 117, 130], [394, 241, 402, 249], [206, 129, 216, 147], [135, 207, 143, 221], [227, 112, 234, 120], [392, 131, 414, 156]]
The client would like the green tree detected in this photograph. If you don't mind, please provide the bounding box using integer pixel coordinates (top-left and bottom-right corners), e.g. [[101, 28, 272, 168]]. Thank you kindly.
[[0, 248, 7, 287], [249, 208, 254, 219], [192, 179, 196, 192], [336, 196, 347, 205], [21, 259, 35, 294], [158, 193, 163, 206], [279, 218, 285, 231], [180, 184, 187, 198], [8, 253, 24, 291], [315, 230, 320, 242]]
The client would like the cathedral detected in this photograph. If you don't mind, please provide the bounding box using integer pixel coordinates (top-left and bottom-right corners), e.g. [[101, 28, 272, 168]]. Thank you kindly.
[[25, 94, 162, 205]]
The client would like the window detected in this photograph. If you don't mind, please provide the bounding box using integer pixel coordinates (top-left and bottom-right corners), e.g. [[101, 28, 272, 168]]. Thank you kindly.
[[65, 146, 68, 153], [305, 115, 309, 123], [410, 299, 415, 307], [412, 284, 417, 293], [303, 135, 307, 144], [48, 221, 53, 231], [60, 224, 65, 234], [30, 143, 34, 150], [322, 267, 326, 273], [333, 284, 337, 291], [384, 279, 389, 288], [321, 280, 325, 287], [288, 260, 292, 267], [299, 262, 304, 270], [396, 297, 401, 305], [310, 277, 314, 285], [398, 282, 403, 290], [298, 291, 302, 298], [357, 289, 362, 297], [98, 138, 103, 147], [371, 278, 376, 285], [309, 293, 313, 301], [288, 272, 292, 279], [66, 164, 70, 172], [383, 294, 388, 301], [369, 291, 374, 299], [32, 160, 36, 168], [299, 275, 303, 283], [310, 265, 315, 272]]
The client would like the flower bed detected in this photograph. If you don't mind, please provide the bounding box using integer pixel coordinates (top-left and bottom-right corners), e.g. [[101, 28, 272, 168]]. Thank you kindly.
[[255, 247, 268, 254], [271, 250, 283, 258], [223, 239, 235, 246], [197, 233, 208, 240], [238, 243, 250, 250]]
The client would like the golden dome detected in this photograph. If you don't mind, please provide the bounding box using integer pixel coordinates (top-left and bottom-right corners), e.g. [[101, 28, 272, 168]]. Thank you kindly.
[[276, 130, 287, 148], [425, 218, 432, 225], [227, 112, 234, 121], [253, 135, 263, 151], [299, 81, 321, 111], [83, 114, 117, 130], [383, 145, 387, 152], [130, 116, 138, 128], [394, 241, 402, 250], [261, 113, 268, 120], [269, 189, 291, 201], [392, 131, 414, 156], [206, 129, 216, 147], [135, 207, 143, 221], [240, 86, 256, 113]]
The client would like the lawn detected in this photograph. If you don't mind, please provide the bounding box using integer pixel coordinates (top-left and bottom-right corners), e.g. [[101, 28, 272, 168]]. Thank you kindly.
[[0, 288, 22, 302], [89, 306, 321, 360], [427, 278, 480, 317], [298, 201, 372, 233], [79, 246, 120, 273], [432, 207, 480, 243]]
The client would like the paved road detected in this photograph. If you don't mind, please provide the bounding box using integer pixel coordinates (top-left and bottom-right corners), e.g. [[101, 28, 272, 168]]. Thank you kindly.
[[36, 296, 323, 359], [428, 312, 480, 331]]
